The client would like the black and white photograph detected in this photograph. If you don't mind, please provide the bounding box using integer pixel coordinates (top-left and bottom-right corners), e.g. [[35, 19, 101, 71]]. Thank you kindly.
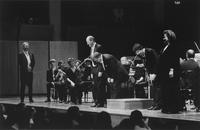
[[0, 0, 200, 129]]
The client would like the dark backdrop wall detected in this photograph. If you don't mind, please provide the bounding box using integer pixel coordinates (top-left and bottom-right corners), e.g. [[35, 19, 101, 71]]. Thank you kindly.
[[62, 0, 161, 59], [164, 0, 200, 57], [0, 41, 18, 97], [61, 0, 200, 59], [1, 0, 200, 58]]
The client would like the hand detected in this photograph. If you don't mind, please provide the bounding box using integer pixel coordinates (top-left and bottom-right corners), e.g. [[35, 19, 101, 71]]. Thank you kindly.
[[129, 77, 135, 83], [180, 57, 184, 64], [91, 74, 93, 79], [28, 66, 32, 72], [51, 82, 55, 85], [136, 77, 143, 84], [107, 78, 114, 83], [143, 117, 149, 124], [107, 78, 111, 83], [110, 78, 114, 83], [169, 68, 174, 78], [71, 81, 75, 87], [98, 72, 102, 77], [149, 74, 156, 81]]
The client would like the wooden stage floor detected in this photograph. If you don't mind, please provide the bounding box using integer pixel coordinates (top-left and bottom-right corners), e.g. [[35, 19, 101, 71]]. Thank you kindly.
[[1, 96, 200, 128]]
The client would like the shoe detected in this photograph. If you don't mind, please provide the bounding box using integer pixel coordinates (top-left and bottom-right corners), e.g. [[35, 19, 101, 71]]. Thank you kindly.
[[96, 104, 104, 107], [29, 99, 34, 103], [196, 107, 200, 112], [65, 101, 70, 104], [152, 106, 161, 110], [45, 99, 51, 102], [70, 102, 76, 105], [91, 104, 97, 107], [179, 106, 187, 112], [147, 105, 155, 110], [161, 109, 179, 114]]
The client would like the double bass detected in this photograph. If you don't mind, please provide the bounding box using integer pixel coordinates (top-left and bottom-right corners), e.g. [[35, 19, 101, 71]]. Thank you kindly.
[[194, 41, 200, 66]]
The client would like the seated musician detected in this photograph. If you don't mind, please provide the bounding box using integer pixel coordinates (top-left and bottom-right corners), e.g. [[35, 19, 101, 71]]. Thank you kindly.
[[54, 60, 67, 103], [45, 59, 58, 102], [65, 58, 82, 104], [120, 56, 130, 72], [180, 49, 200, 112], [132, 43, 159, 110], [120, 56, 132, 98], [76, 60, 93, 103], [132, 59, 147, 98]]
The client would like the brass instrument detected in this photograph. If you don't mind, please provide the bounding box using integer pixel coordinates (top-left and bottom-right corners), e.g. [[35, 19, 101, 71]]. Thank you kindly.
[[194, 41, 200, 52], [77, 57, 96, 69]]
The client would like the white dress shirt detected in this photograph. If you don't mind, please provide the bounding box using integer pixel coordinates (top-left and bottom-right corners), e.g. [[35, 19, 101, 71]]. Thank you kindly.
[[162, 44, 169, 54], [23, 51, 31, 70], [90, 42, 96, 57]]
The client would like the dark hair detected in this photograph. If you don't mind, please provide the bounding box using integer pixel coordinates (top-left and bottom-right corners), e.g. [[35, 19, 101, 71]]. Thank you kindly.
[[67, 106, 80, 120], [116, 118, 131, 129], [95, 111, 112, 129], [67, 58, 75, 67], [91, 52, 101, 59], [130, 110, 146, 128], [163, 30, 176, 42], [132, 43, 144, 54]]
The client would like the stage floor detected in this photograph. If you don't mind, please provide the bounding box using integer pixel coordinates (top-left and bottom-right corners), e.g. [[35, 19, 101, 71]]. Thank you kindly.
[[1, 96, 200, 123]]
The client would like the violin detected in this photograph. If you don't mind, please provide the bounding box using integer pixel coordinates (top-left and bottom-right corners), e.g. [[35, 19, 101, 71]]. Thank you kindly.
[[55, 69, 66, 85]]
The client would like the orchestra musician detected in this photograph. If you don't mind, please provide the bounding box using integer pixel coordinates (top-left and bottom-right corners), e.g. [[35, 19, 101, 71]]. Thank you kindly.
[[131, 43, 159, 109], [45, 59, 58, 102], [132, 43, 158, 83], [180, 49, 200, 112], [65, 58, 81, 104], [55, 61, 67, 103], [77, 59, 93, 102], [120, 57, 132, 98]]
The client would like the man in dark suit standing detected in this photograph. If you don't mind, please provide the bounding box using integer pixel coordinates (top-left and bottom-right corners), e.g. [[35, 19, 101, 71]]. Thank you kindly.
[[86, 35, 104, 106], [86, 35, 102, 58], [156, 30, 181, 113], [90, 61, 107, 107], [92, 52, 129, 99], [18, 42, 35, 103]]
